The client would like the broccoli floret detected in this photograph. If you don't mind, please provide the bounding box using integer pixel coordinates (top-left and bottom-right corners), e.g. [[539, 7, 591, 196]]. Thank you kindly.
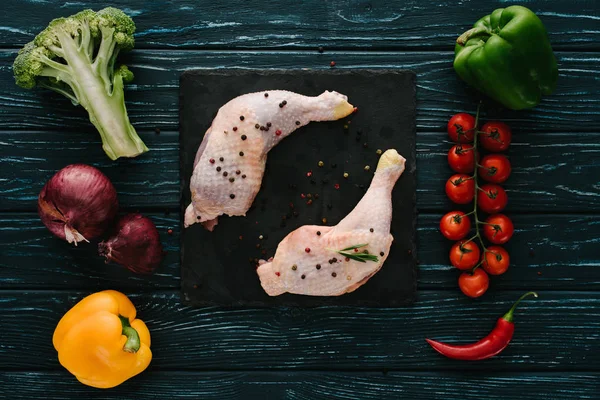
[[13, 7, 148, 160]]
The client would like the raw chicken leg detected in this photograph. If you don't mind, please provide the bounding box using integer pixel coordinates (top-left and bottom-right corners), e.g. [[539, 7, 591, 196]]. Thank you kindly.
[[257, 149, 406, 296], [185, 90, 355, 230]]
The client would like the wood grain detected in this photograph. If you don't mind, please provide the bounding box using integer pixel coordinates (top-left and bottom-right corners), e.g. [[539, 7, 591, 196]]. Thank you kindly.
[[1, 371, 598, 400], [1, 50, 599, 133], [2, 130, 599, 212], [1, 213, 598, 290], [1, 290, 598, 370], [1, 0, 598, 50]]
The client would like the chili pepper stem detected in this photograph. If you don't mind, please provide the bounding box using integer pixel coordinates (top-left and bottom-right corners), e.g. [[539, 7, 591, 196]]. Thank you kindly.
[[119, 315, 141, 353], [503, 292, 538, 323]]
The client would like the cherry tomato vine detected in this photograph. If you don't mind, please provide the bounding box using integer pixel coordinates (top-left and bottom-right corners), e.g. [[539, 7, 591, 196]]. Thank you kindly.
[[440, 104, 514, 298]]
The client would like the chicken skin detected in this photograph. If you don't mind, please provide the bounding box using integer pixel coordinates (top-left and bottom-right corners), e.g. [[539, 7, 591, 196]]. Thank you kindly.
[[257, 149, 406, 296], [184, 90, 355, 231]]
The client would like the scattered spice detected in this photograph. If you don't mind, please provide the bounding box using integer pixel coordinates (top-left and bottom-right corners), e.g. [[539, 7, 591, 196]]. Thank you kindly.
[[241, 135, 247, 140], [279, 100, 287, 108], [240, 116, 245, 121], [275, 129, 282, 136], [370, 228, 374, 232], [209, 158, 215, 164], [332, 272, 337, 277], [307, 193, 312, 199], [330, 61, 336, 67], [229, 177, 235, 182], [275, 272, 280, 277], [301, 274, 306, 279], [230, 194, 236, 199], [376, 149, 383, 155], [216, 166, 222, 172], [347, 276, 352, 280], [345, 257, 350, 262], [364, 165, 371, 171], [255, 124, 260, 129], [343, 124, 349, 130], [316, 231, 321, 236], [318, 46, 324, 53], [316, 264, 321, 270], [343, 172, 349, 179], [306, 199, 313, 205], [301, 193, 306, 199], [306, 171, 313, 177], [296, 121, 301, 125], [267, 122, 272, 127], [363, 142, 368, 148], [223, 171, 228, 177], [334, 183, 340, 190], [322, 217, 327, 224], [305, 247, 311, 253], [318, 161, 324, 167], [236, 170, 241, 175], [233, 127, 238, 132], [292, 264, 297, 271], [242, 174, 247, 179], [264, 93, 269, 98], [380, 252, 385, 256], [314, 193, 319, 199], [239, 151, 244, 156], [167, 229, 173, 235], [219, 157, 224, 162]]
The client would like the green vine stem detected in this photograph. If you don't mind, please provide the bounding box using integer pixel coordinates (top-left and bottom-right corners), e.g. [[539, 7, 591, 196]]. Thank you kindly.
[[460, 102, 493, 273]]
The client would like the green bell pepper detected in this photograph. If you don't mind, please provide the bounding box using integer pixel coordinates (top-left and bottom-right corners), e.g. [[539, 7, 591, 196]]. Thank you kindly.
[[453, 5, 558, 110]]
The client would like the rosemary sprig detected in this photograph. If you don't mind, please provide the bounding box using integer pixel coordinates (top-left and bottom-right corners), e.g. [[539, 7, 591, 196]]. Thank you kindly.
[[336, 243, 379, 263]]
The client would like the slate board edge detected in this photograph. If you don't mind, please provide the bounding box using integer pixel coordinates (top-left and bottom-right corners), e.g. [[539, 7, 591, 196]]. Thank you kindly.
[[179, 69, 418, 308]]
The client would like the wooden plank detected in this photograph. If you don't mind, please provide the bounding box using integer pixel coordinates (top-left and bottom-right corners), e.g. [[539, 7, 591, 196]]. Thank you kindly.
[[1, 0, 599, 50], [0, 212, 180, 289], [1, 50, 599, 133], [1, 371, 598, 400], [2, 130, 599, 212], [0, 290, 597, 370], [1, 213, 599, 290]]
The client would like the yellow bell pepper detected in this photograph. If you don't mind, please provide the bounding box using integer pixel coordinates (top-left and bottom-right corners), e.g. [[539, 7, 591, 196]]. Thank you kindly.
[[53, 290, 152, 389]]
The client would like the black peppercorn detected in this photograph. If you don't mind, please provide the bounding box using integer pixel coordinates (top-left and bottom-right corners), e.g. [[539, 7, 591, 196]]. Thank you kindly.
[[316, 231, 321, 236], [332, 272, 337, 277], [236, 170, 241, 175], [316, 264, 321, 269], [240, 116, 245, 121], [267, 122, 272, 127], [230, 194, 235, 199], [255, 124, 260, 129], [241, 135, 247, 140], [239, 151, 244, 156], [301, 274, 306, 279], [219, 157, 224, 162], [380, 252, 385, 256], [229, 177, 235, 182], [295, 121, 301, 125], [242, 174, 247, 179], [264, 93, 269, 97], [223, 171, 228, 177], [370, 228, 374, 232], [216, 166, 222, 172]]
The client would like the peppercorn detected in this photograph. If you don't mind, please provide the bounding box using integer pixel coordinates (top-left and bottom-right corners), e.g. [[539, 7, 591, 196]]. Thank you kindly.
[[233, 127, 238, 131], [380, 252, 385, 256], [219, 157, 224, 162], [343, 172, 349, 179], [241, 135, 247, 140], [332, 272, 337, 277], [240, 116, 245, 121], [376, 149, 383, 155], [229, 177, 235, 182], [370, 228, 374, 232], [318, 46, 324, 53], [236, 170, 241, 175], [316, 264, 321, 270], [216, 166, 222, 172], [264, 93, 269, 97], [296, 121, 301, 125], [255, 124, 260, 129], [316, 231, 321, 236], [223, 171, 228, 177], [301, 274, 306, 279], [292, 264, 297, 271], [242, 174, 247, 179], [318, 161, 324, 167], [230, 194, 235, 199], [239, 151, 244, 156]]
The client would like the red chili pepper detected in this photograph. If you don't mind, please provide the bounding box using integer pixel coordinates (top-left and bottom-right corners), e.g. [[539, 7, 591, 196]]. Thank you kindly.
[[425, 291, 538, 361]]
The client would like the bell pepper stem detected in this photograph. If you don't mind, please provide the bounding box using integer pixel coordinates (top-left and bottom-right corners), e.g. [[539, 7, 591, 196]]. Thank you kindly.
[[119, 316, 141, 353], [502, 292, 538, 323], [457, 26, 490, 45]]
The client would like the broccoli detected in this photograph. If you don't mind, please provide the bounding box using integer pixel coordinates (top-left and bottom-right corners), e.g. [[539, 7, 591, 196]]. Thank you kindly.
[[13, 7, 148, 160]]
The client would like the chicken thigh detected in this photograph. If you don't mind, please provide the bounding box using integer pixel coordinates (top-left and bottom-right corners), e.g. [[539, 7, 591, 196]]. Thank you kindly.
[[257, 149, 406, 296], [185, 90, 355, 230]]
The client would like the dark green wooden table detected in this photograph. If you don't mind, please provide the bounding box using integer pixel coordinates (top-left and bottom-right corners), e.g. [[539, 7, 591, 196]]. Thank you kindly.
[[1, 1, 599, 399]]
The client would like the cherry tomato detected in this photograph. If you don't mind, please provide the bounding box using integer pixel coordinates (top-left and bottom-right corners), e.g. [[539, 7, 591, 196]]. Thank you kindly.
[[480, 121, 512, 152], [448, 144, 478, 173], [483, 214, 514, 244], [445, 174, 475, 204], [458, 268, 489, 298], [440, 211, 471, 240], [482, 246, 510, 275], [449, 240, 481, 270], [448, 113, 476, 143], [478, 183, 508, 214], [479, 154, 511, 183]]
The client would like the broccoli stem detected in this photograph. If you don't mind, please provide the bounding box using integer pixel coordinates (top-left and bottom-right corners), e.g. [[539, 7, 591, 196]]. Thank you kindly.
[[58, 29, 148, 160]]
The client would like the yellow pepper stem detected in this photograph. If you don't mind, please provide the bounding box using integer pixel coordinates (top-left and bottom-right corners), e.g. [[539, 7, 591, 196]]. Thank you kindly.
[[119, 316, 140, 353]]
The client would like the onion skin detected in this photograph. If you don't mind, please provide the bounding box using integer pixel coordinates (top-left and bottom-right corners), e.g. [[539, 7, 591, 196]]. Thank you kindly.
[[38, 164, 118, 245], [99, 213, 165, 274]]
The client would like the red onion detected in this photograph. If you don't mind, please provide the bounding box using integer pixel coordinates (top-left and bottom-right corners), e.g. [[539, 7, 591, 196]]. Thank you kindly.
[[98, 213, 165, 274], [38, 164, 118, 245]]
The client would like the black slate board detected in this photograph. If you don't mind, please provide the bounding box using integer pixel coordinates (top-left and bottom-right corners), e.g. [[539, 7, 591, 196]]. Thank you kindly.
[[180, 70, 417, 307]]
